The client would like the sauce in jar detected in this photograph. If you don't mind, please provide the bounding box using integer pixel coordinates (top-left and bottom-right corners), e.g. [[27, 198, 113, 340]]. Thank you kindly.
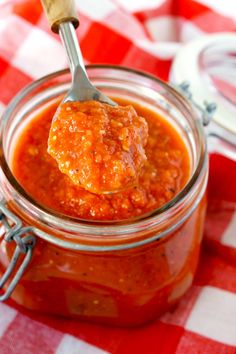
[[0, 67, 207, 326], [12, 98, 190, 221]]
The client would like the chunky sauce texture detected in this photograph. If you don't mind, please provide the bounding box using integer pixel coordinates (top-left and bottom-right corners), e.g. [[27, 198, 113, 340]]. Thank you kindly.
[[12, 99, 190, 221], [6, 98, 204, 327], [48, 101, 148, 194]]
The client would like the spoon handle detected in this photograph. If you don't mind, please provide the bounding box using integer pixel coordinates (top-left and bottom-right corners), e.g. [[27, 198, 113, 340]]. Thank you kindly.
[[41, 0, 79, 33]]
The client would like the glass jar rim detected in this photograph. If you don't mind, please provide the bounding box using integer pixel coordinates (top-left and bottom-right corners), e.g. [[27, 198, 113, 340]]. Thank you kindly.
[[0, 64, 207, 240]]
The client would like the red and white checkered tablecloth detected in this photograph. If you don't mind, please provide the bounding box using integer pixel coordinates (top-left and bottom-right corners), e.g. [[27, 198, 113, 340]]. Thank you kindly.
[[0, 0, 236, 353]]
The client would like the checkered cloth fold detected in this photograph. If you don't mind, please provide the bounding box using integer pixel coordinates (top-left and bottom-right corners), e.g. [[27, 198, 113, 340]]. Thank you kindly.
[[0, 0, 236, 353]]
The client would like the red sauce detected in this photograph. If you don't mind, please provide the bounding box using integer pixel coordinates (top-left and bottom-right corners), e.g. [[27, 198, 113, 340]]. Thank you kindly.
[[5, 98, 207, 326], [48, 101, 148, 194], [12, 98, 190, 221]]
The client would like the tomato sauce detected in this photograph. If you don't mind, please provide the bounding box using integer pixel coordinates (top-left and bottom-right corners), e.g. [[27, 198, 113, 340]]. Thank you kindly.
[[48, 101, 148, 194], [5, 97, 207, 326], [12, 98, 190, 221]]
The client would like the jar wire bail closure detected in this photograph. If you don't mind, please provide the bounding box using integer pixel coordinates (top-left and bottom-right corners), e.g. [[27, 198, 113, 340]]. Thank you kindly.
[[176, 81, 217, 126], [0, 200, 36, 301]]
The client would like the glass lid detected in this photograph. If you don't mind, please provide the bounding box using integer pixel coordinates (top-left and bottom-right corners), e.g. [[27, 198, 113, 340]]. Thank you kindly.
[[170, 33, 236, 136]]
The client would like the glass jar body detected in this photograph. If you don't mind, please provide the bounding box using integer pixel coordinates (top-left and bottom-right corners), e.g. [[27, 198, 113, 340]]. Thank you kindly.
[[0, 66, 207, 326], [1, 196, 205, 326]]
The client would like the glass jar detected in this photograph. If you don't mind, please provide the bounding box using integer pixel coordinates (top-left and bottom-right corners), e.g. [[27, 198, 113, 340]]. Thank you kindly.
[[0, 66, 208, 326]]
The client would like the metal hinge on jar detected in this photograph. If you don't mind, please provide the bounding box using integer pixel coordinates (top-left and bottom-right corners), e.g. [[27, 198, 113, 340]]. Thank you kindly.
[[0, 200, 36, 301], [177, 81, 217, 126]]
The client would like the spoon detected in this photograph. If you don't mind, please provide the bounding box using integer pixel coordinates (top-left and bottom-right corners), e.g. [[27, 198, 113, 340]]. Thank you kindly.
[[41, 0, 148, 196], [41, 0, 116, 106]]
